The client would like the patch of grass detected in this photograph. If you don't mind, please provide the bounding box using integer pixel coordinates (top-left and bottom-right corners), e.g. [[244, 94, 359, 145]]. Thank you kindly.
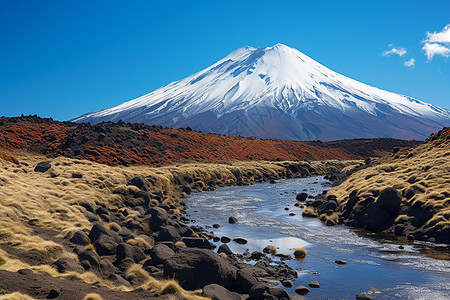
[[107, 222, 121, 232], [0, 151, 19, 164], [0, 292, 36, 300], [127, 237, 152, 249], [174, 241, 187, 249], [82, 293, 103, 300], [294, 247, 307, 258]]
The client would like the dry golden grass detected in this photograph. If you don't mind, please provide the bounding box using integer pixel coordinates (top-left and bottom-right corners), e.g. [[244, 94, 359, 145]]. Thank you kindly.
[[127, 237, 152, 249], [0, 150, 19, 164], [126, 264, 208, 300], [294, 248, 307, 258], [0, 149, 356, 295], [82, 293, 103, 300], [0, 292, 35, 300], [328, 130, 450, 241], [174, 241, 187, 249], [269, 245, 277, 255]]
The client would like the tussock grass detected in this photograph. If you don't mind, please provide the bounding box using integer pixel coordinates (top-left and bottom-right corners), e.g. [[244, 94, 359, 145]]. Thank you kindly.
[[82, 293, 103, 300], [294, 248, 307, 258], [127, 265, 208, 300], [0, 292, 35, 300], [0, 151, 19, 164], [127, 237, 152, 249], [107, 222, 121, 232], [174, 241, 187, 249], [63, 271, 103, 285]]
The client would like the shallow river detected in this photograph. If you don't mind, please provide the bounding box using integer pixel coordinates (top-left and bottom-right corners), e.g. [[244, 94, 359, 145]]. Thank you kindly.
[[185, 176, 450, 300]]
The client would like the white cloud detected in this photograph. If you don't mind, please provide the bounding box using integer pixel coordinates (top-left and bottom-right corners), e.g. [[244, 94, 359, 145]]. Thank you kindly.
[[422, 42, 450, 61], [424, 24, 450, 44], [383, 45, 407, 57], [404, 58, 416, 67], [422, 24, 450, 61]]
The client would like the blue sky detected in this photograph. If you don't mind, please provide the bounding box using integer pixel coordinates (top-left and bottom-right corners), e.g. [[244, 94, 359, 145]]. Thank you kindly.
[[1, 0, 449, 120]]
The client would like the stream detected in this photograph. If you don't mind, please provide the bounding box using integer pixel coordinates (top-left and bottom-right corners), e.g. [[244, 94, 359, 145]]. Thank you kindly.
[[185, 176, 450, 300]]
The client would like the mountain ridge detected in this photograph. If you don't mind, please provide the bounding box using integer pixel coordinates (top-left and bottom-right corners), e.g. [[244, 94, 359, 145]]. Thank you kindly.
[[73, 43, 450, 140]]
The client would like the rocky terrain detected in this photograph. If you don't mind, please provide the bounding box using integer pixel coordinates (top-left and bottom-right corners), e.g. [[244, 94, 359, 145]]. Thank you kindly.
[[0, 149, 356, 299], [0, 116, 419, 166], [301, 127, 450, 244]]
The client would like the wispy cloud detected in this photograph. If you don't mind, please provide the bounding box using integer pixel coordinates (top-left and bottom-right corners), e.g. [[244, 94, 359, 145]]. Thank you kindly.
[[382, 44, 407, 57], [422, 24, 450, 61], [404, 58, 416, 67]]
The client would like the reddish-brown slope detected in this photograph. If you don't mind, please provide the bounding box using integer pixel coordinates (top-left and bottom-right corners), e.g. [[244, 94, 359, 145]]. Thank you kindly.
[[0, 116, 420, 166]]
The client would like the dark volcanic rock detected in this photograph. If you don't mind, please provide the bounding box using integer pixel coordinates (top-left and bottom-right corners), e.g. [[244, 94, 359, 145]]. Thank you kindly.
[[228, 216, 238, 224], [163, 248, 237, 290], [182, 237, 214, 249], [146, 207, 169, 231], [88, 223, 122, 244], [335, 260, 347, 265], [268, 287, 290, 299], [149, 243, 175, 264], [17, 269, 33, 275], [46, 287, 60, 299], [94, 234, 118, 256], [202, 283, 241, 300], [296, 192, 308, 201], [118, 228, 136, 241], [78, 249, 100, 268], [249, 284, 269, 300], [157, 225, 181, 242], [34, 161, 51, 172], [70, 230, 90, 246], [52, 257, 83, 273], [217, 244, 233, 255], [115, 243, 145, 264], [83, 212, 99, 223], [236, 268, 258, 293], [233, 238, 247, 245], [130, 176, 148, 190], [95, 206, 109, 216], [365, 187, 402, 232], [295, 285, 310, 295], [220, 236, 231, 243], [281, 279, 293, 288], [108, 273, 131, 287]]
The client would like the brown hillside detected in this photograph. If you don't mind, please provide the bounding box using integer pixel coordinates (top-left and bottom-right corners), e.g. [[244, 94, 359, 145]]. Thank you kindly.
[[0, 116, 419, 166]]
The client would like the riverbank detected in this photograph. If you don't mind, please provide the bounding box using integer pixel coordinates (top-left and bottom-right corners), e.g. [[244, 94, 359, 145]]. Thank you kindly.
[[302, 127, 450, 244], [0, 151, 358, 299]]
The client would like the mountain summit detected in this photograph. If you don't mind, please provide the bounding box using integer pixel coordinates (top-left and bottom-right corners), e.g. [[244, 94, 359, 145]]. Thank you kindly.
[[73, 43, 450, 140]]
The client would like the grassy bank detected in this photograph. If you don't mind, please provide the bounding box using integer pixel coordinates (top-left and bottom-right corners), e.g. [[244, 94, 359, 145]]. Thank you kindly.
[[0, 150, 358, 298], [319, 127, 450, 243]]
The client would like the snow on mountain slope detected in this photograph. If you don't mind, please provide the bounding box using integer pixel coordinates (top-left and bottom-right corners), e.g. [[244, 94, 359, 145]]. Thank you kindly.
[[72, 43, 450, 141]]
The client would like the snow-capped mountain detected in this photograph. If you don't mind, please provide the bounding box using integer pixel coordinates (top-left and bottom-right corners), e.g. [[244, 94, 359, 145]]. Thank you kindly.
[[73, 43, 450, 141]]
